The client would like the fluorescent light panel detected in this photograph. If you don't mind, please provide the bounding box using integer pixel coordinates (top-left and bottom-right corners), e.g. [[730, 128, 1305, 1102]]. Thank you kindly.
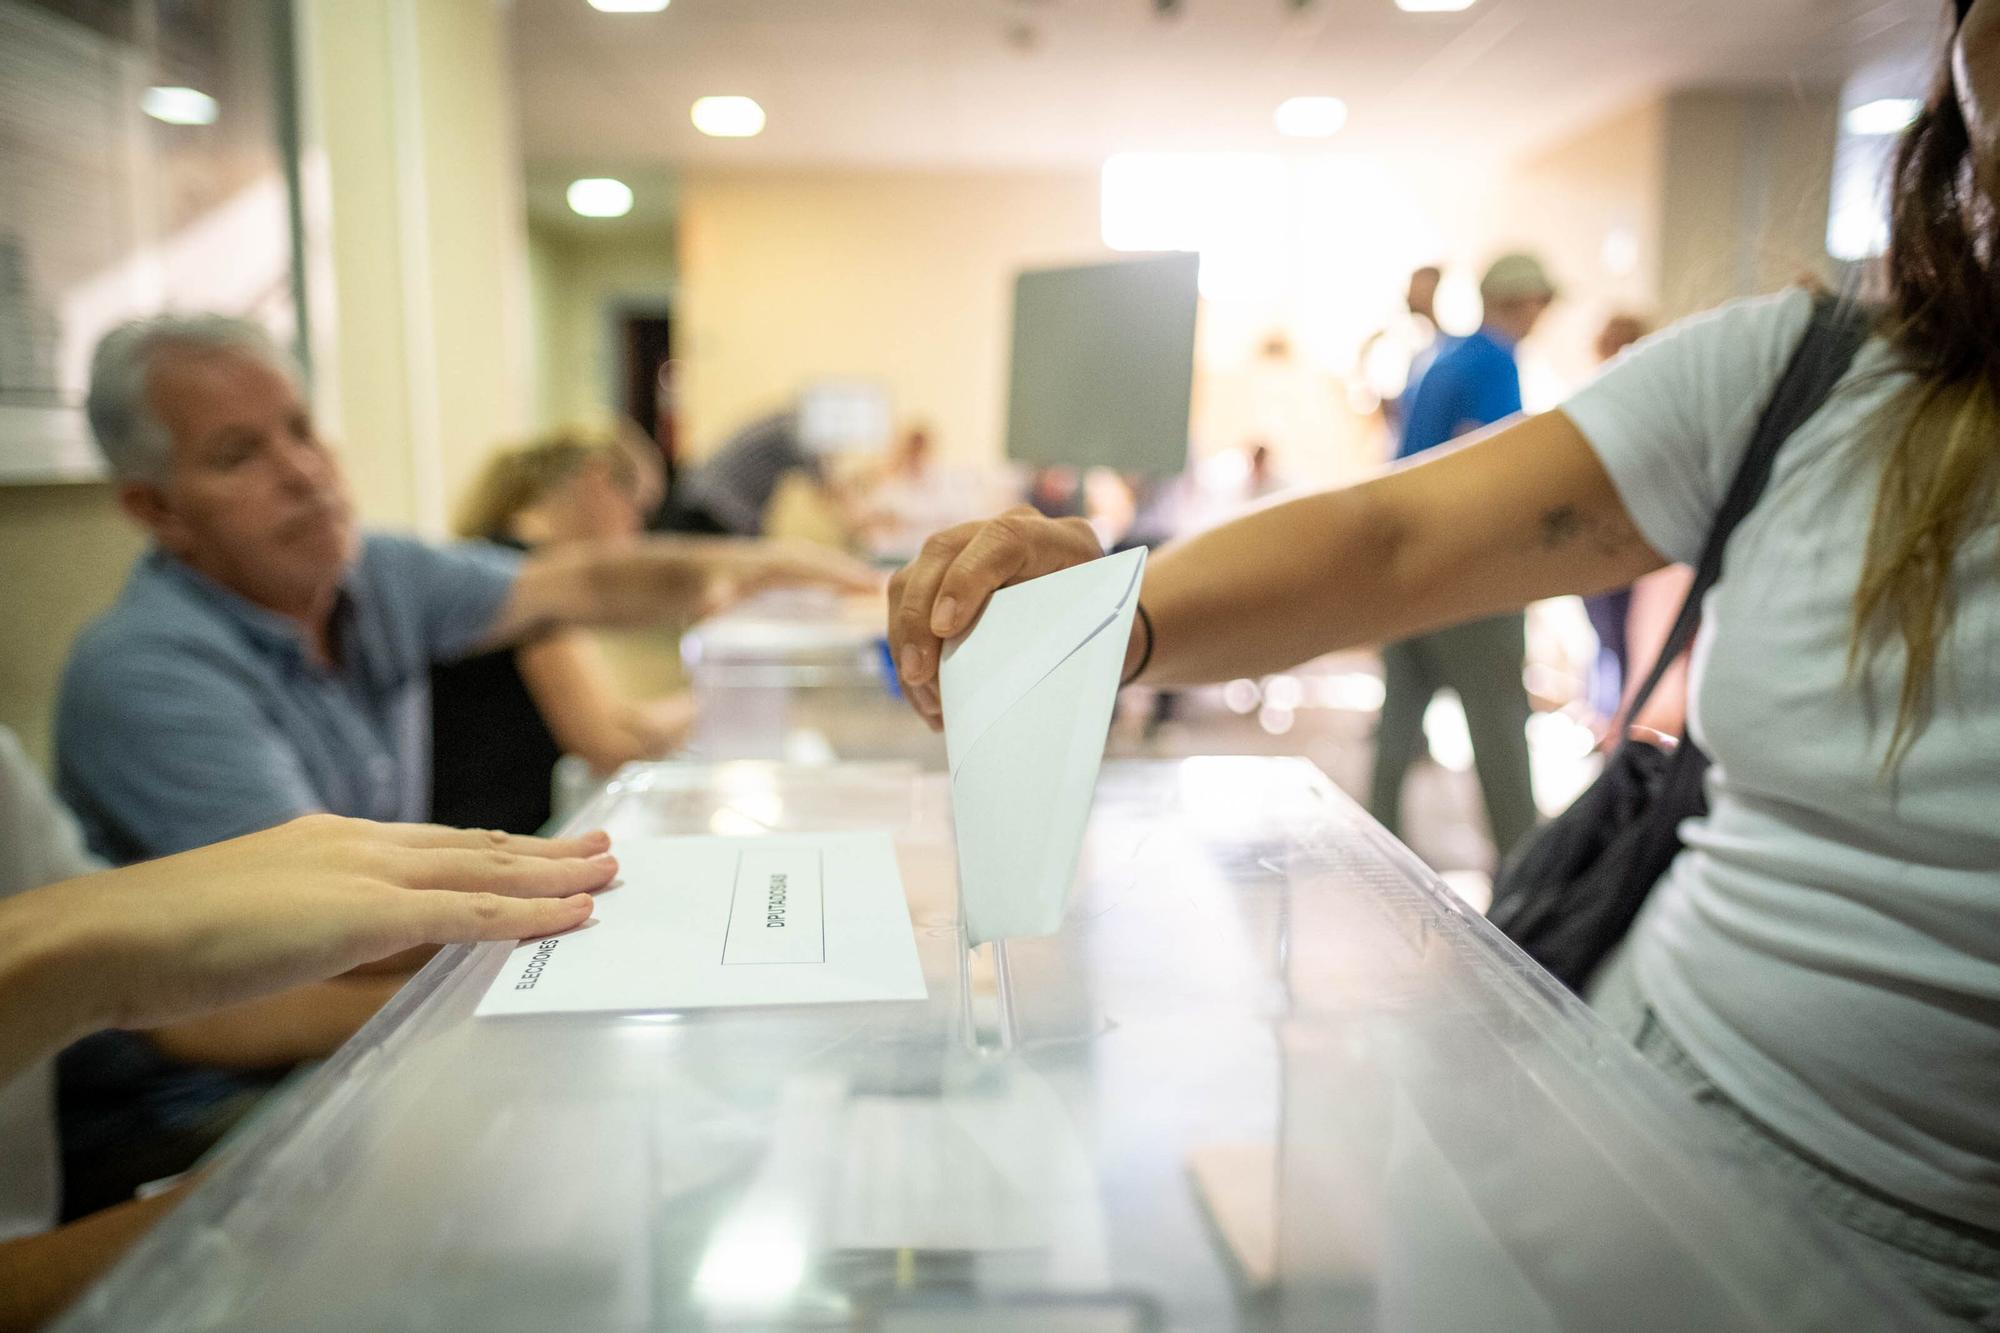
[[691, 96, 766, 138], [1274, 96, 1347, 138], [1395, 0, 1477, 11], [588, 0, 669, 11], [566, 177, 634, 218], [141, 86, 218, 125], [1844, 97, 1921, 136]]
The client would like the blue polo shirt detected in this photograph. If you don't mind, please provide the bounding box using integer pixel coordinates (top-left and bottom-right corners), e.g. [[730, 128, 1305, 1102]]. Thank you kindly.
[[50, 534, 519, 1207], [56, 532, 521, 863], [1395, 326, 1524, 461]]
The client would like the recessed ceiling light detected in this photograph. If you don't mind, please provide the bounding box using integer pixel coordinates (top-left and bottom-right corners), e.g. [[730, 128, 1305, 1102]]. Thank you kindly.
[[141, 86, 218, 126], [588, 0, 668, 11], [566, 177, 634, 218], [691, 96, 766, 138], [1843, 97, 1922, 136], [1601, 226, 1640, 277], [1274, 96, 1348, 138], [1395, 0, 1476, 11]]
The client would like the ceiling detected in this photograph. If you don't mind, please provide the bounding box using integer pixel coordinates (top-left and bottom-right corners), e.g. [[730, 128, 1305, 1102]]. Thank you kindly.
[[509, 0, 1946, 175]]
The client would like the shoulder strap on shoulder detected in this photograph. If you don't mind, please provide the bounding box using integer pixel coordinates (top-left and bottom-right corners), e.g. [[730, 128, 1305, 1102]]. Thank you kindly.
[[1622, 293, 1874, 725]]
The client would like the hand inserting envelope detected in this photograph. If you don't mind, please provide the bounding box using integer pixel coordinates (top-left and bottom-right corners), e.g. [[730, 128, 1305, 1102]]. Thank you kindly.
[[475, 548, 1140, 1017], [940, 547, 1147, 945]]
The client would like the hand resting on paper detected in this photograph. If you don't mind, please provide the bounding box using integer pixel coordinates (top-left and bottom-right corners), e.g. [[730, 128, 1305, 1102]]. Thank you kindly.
[[0, 815, 613, 1085]]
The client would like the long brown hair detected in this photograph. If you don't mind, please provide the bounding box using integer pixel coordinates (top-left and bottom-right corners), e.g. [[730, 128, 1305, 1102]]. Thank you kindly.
[[1854, 3, 2000, 767], [454, 427, 641, 541]]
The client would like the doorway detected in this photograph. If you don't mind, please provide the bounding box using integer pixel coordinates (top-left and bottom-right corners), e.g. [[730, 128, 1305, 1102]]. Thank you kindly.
[[617, 306, 673, 519]]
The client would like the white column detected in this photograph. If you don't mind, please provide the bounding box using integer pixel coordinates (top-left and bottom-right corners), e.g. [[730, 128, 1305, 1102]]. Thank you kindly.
[[293, 0, 530, 534]]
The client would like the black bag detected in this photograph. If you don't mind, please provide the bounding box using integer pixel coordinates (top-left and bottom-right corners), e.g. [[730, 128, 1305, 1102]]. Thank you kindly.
[[1487, 295, 1871, 992]]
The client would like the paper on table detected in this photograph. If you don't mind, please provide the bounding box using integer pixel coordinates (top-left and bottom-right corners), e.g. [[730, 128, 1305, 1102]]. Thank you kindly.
[[476, 832, 926, 1017], [938, 546, 1146, 944]]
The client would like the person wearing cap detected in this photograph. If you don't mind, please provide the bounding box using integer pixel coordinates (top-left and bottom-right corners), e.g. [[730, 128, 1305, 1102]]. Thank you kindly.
[[1367, 253, 1558, 863]]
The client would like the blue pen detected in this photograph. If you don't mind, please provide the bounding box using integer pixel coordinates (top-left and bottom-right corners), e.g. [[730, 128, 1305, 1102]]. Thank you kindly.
[[873, 636, 903, 700]]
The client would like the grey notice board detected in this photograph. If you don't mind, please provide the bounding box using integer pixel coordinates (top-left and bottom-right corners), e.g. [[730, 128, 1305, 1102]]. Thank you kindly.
[[1003, 252, 1198, 478]]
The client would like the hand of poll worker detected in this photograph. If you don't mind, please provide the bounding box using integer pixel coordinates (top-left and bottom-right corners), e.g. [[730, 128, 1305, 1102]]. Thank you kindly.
[[701, 537, 884, 611], [492, 534, 884, 648], [0, 816, 613, 1084], [888, 507, 1106, 729]]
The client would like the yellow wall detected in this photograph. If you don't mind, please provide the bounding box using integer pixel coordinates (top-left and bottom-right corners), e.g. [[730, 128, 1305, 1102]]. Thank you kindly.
[[1659, 87, 1839, 320], [526, 223, 676, 435], [1488, 98, 1666, 389], [0, 485, 144, 770], [675, 169, 1108, 465]]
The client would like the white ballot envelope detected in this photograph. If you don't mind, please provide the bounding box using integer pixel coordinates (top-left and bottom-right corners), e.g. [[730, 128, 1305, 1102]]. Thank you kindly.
[[476, 832, 927, 1017], [939, 546, 1146, 944]]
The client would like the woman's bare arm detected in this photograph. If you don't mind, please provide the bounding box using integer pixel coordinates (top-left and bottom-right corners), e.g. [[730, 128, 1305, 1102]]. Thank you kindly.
[[889, 410, 1664, 725], [515, 631, 691, 774]]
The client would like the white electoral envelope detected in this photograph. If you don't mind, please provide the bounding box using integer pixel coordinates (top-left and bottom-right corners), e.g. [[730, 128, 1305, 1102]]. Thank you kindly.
[[939, 546, 1146, 944], [476, 832, 927, 1017]]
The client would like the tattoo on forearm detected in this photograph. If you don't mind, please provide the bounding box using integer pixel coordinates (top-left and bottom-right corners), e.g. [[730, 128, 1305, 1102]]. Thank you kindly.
[[1538, 503, 1633, 558], [1540, 504, 1583, 550]]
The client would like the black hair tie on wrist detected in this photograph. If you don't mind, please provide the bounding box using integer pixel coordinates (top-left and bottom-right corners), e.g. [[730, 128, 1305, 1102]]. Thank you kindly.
[[1121, 603, 1154, 687]]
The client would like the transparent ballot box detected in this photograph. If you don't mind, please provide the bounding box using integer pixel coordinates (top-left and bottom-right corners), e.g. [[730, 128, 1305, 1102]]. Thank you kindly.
[[682, 592, 939, 766], [60, 759, 1935, 1331]]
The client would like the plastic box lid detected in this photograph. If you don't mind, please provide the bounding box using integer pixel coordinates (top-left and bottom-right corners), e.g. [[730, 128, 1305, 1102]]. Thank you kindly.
[[58, 758, 1941, 1331]]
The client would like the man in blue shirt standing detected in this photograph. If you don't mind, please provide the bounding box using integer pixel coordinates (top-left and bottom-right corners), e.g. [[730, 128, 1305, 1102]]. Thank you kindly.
[[1369, 254, 1557, 864]]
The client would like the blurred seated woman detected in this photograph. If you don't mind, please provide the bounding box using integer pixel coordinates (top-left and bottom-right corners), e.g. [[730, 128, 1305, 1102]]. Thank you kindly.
[[431, 426, 696, 833]]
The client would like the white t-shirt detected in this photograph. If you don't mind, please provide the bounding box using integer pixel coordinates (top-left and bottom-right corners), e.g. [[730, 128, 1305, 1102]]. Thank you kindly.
[[0, 728, 103, 1241], [1565, 288, 2000, 1230]]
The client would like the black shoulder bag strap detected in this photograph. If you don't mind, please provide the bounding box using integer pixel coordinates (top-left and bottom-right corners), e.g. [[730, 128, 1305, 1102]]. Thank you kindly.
[[1487, 294, 1872, 988], [1617, 294, 1872, 733]]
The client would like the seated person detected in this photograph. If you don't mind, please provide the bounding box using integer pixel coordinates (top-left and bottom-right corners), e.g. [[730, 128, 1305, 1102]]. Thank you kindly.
[[849, 424, 991, 563], [432, 426, 697, 834], [666, 410, 821, 537], [0, 725, 610, 1331], [51, 314, 875, 1215]]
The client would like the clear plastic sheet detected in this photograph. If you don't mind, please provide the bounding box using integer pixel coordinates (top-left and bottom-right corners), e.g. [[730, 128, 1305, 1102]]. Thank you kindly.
[[681, 593, 941, 767], [59, 758, 1940, 1331]]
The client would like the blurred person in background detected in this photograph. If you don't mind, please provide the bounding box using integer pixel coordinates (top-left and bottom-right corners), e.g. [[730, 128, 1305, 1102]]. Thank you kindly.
[[1025, 464, 1084, 520], [1581, 313, 1653, 722], [1582, 313, 1700, 742], [667, 409, 821, 537], [852, 423, 991, 562], [1595, 312, 1650, 364], [885, 5, 2000, 1315], [1081, 467, 1140, 551], [1355, 264, 1444, 439], [431, 425, 700, 835], [1370, 252, 1559, 863], [1244, 442, 1285, 502]]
